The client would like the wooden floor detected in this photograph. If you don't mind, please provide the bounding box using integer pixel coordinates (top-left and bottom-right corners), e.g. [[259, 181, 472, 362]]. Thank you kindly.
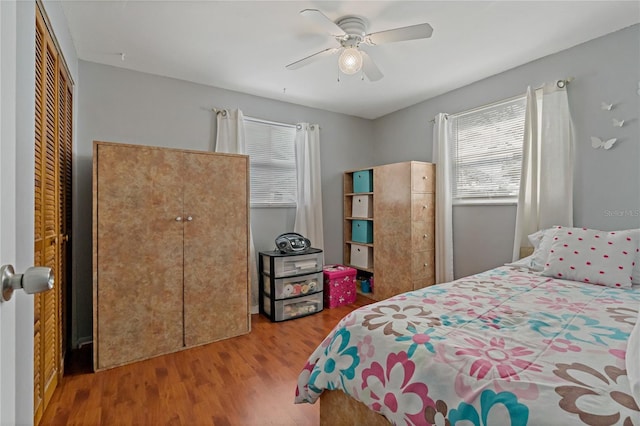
[[41, 295, 374, 426]]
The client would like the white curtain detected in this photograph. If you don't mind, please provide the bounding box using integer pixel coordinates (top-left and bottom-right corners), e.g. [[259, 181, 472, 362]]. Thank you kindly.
[[215, 109, 246, 153], [512, 82, 574, 260], [432, 113, 454, 283], [294, 123, 324, 250], [215, 109, 259, 313]]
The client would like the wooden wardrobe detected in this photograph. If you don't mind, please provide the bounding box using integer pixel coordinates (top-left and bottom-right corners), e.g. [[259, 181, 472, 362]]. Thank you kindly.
[[92, 141, 250, 371]]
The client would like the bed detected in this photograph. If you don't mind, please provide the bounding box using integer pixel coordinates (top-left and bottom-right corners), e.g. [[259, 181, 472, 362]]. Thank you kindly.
[[295, 226, 640, 425]]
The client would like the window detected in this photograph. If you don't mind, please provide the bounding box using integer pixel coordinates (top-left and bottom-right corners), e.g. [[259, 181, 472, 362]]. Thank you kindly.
[[450, 96, 527, 203], [244, 118, 297, 207]]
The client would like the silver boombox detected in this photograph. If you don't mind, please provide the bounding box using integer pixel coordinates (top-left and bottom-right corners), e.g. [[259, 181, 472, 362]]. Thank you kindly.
[[275, 232, 311, 253]]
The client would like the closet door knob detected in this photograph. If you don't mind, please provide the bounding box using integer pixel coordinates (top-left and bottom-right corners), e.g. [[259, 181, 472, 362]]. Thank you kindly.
[[423, 234, 429, 239], [186, 216, 193, 222], [175, 216, 183, 222]]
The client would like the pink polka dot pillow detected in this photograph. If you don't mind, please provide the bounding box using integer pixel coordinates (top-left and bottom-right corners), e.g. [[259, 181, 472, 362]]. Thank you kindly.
[[630, 228, 640, 284], [541, 227, 639, 288]]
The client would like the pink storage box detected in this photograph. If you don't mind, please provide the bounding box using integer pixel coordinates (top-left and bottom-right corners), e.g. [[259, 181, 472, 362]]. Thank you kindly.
[[323, 265, 357, 308]]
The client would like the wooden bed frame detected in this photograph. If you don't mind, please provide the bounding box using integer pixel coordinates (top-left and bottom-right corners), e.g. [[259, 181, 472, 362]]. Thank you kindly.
[[320, 390, 390, 425]]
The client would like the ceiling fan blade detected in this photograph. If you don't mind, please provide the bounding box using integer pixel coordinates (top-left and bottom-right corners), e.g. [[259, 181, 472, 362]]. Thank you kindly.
[[361, 51, 383, 81], [366, 23, 433, 45], [300, 9, 346, 36], [286, 47, 340, 70]]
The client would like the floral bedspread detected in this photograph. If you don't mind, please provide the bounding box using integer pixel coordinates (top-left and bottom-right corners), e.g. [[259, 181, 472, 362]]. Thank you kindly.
[[295, 266, 640, 425]]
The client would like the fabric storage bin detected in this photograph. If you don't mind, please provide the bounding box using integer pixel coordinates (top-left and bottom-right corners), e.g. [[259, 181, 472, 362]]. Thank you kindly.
[[352, 220, 373, 243], [262, 271, 322, 299], [323, 265, 357, 308], [353, 170, 373, 193], [261, 250, 323, 277], [263, 292, 323, 322], [350, 244, 373, 269], [351, 194, 373, 218]]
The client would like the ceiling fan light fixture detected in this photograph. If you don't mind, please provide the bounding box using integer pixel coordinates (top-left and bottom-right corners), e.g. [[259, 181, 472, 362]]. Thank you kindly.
[[338, 48, 363, 75]]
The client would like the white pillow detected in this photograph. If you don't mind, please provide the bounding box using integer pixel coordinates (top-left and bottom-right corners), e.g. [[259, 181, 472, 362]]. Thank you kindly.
[[504, 228, 558, 270], [541, 227, 639, 288], [528, 229, 545, 249], [529, 226, 560, 271]]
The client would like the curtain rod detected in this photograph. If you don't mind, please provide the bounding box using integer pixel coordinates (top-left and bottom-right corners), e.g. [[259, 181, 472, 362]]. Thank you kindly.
[[428, 77, 574, 124], [211, 108, 301, 129], [245, 116, 297, 129]]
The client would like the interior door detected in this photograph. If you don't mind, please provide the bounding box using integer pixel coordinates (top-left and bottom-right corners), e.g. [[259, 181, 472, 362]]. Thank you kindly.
[[0, 2, 10, 421], [1, 2, 24, 424], [183, 152, 250, 346]]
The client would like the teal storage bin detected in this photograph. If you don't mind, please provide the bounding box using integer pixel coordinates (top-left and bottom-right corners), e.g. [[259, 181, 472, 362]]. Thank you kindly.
[[352, 220, 373, 243], [353, 170, 373, 193]]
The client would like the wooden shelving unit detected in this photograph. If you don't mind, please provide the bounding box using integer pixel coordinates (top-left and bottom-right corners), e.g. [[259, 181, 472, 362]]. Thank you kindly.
[[343, 162, 436, 301]]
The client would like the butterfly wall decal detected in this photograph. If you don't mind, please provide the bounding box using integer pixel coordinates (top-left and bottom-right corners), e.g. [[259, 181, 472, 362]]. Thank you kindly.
[[600, 102, 613, 111], [612, 118, 624, 127], [591, 136, 617, 150]]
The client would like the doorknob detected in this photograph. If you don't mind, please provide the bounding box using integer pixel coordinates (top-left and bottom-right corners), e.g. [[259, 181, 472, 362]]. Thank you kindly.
[[1, 265, 54, 302]]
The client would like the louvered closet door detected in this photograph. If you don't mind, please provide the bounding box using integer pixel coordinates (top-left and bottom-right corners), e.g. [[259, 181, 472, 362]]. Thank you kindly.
[[183, 152, 250, 347], [34, 6, 72, 424], [34, 14, 44, 423], [57, 64, 73, 366], [34, 9, 60, 423]]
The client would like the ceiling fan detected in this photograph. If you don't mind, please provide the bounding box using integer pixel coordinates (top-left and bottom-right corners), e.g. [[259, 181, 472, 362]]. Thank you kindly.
[[286, 9, 433, 81]]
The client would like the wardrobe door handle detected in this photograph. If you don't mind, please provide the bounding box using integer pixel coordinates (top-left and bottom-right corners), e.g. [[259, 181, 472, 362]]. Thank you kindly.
[[186, 216, 193, 222], [175, 216, 183, 222]]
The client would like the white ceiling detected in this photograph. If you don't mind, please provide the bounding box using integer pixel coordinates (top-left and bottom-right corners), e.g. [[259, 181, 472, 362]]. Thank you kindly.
[[60, 1, 640, 119]]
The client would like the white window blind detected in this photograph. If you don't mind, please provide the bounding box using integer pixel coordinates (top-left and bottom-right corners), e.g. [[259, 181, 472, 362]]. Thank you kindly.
[[244, 118, 297, 207], [451, 96, 527, 202]]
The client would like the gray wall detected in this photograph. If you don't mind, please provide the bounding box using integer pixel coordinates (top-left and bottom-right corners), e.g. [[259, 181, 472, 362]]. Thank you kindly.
[[74, 61, 374, 346], [372, 24, 640, 279]]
